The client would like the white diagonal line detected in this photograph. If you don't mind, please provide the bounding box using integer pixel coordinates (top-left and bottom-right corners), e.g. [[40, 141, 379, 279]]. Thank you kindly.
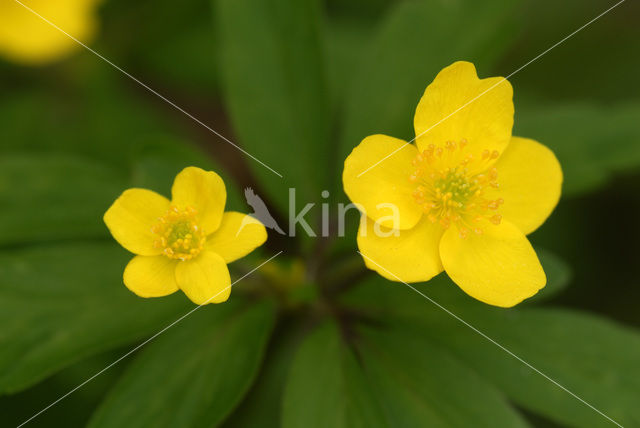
[[11, 0, 283, 178], [17, 251, 283, 428], [357, 0, 626, 178], [357, 251, 624, 427]]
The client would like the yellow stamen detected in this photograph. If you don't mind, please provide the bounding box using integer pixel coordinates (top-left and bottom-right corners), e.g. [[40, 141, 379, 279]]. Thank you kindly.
[[152, 205, 206, 261], [409, 139, 504, 238]]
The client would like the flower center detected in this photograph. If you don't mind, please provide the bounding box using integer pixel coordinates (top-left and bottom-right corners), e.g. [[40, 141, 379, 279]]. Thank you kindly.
[[409, 139, 504, 238], [152, 206, 206, 260]]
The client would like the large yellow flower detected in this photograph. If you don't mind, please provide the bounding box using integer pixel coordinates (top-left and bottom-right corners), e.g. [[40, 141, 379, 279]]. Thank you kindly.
[[343, 61, 562, 307], [104, 167, 267, 305], [0, 0, 100, 65]]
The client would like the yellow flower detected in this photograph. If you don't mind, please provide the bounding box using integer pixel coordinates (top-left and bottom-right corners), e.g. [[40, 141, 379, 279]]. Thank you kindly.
[[343, 61, 563, 307], [104, 167, 268, 305], [0, 0, 100, 65]]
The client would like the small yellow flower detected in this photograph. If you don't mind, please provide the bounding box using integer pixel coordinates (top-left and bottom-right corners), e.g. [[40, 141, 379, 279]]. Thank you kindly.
[[0, 0, 100, 65], [343, 61, 563, 307], [104, 167, 267, 305]]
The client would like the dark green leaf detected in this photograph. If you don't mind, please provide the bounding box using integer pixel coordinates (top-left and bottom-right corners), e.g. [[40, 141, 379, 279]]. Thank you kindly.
[[324, 18, 375, 120], [283, 321, 529, 428], [214, 0, 331, 212], [0, 91, 85, 157], [138, 26, 220, 96], [500, 0, 640, 102], [88, 300, 276, 428], [343, 276, 640, 427], [0, 71, 173, 171], [100, 0, 219, 95], [0, 242, 187, 393], [357, 326, 530, 428], [282, 322, 388, 428], [0, 65, 216, 177], [223, 321, 307, 428], [0, 348, 128, 427], [515, 102, 640, 197], [0, 154, 124, 246], [425, 308, 640, 428]]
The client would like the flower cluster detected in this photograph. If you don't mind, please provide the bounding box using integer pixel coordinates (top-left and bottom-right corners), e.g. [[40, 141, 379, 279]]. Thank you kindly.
[[105, 62, 562, 308]]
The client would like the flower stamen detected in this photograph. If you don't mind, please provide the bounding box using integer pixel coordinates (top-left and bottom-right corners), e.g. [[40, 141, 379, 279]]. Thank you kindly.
[[151, 205, 205, 260], [410, 139, 503, 238]]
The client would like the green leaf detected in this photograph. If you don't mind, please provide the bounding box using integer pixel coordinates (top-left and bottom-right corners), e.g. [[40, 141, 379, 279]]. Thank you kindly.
[[0, 349, 127, 427], [282, 322, 388, 428], [0, 64, 219, 178], [142, 26, 219, 95], [222, 321, 307, 428], [337, 0, 522, 165], [214, 0, 331, 212], [0, 154, 125, 246], [88, 300, 276, 428], [515, 102, 640, 197], [0, 242, 187, 393], [343, 276, 640, 427], [356, 326, 530, 428], [324, 18, 375, 120], [0, 91, 85, 157], [499, 0, 640, 102], [100, 0, 220, 95], [283, 321, 528, 428], [426, 308, 640, 428], [133, 23, 220, 97], [0, 72, 172, 171]]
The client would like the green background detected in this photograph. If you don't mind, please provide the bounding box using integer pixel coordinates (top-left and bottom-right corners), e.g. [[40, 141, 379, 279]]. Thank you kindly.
[[1, 0, 639, 427]]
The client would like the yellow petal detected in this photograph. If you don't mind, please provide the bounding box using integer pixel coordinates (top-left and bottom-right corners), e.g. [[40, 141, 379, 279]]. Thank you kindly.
[[175, 251, 231, 305], [486, 137, 563, 235], [205, 212, 267, 263], [123, 255, 179, 298], [414, 61, 513, 161], [104, 188, 170, 256], [171, 167, 226, 235], [358, 216, 443, 283], [440, 220, 545, 308], [343, 134, 422, 230], [0, 0, 99, 65]]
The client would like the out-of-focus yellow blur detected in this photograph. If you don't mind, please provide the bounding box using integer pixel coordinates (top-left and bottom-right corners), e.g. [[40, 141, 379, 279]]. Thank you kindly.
[[0, 0, 100, 65]]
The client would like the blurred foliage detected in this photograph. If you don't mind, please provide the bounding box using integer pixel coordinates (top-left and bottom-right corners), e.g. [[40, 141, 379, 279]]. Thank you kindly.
[[89, 301, 275, 428], [342, 276, 640, 427], [0, 155, 124, 245], [282, 321, 529, 427], [214, 0, 331, 215], [0, 243, 188, 394], [515, 102, 640, 197], [1, 0, 639, 427]]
